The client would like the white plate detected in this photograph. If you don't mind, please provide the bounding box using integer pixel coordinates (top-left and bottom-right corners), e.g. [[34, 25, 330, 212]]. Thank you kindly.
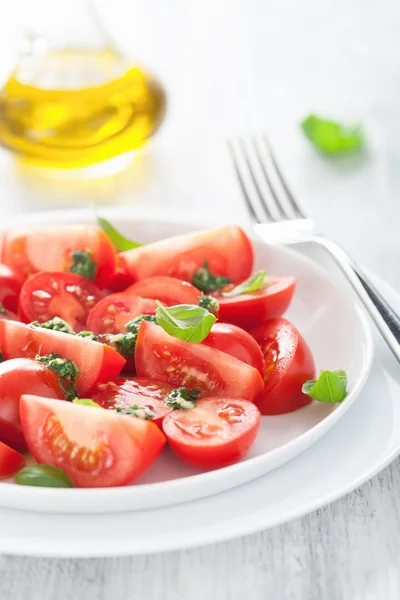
[[0, 208, 373, 513], [0, 270, 396, 557]]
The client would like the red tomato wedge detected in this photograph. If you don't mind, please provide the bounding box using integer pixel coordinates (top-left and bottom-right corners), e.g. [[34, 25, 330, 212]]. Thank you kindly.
[[20, 395, 166, 488], [1, 225, 117, 288], [87, 294, 158, 335], [135, 321, 264, 401], [203, 323, 264, 376], [213, 276, 296, 330], [0, 264, 21, 312], [0, 440, 25, 479], [121, 226, 253, 283], [0, 320, 125, 395], [19, 272, 102, 331], [163, 397, 260, 469], [250, 318, 316, 415], [91, 377, 174, 427], [0, 358, 65, 452], [125, 276, 202, 306]]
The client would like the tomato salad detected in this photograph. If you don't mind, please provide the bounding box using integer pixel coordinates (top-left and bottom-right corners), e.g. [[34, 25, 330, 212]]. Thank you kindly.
[[0, 221, 349, 489]]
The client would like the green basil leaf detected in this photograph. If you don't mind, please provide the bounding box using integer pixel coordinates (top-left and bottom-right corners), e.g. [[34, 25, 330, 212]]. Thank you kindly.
[[155, 301, 216, 343], [198, 295, 219, 315], [98, 217, 143, 251], [301, 115, 364, 155], [302, 370, 348, 403], [72, 398, 102, 408], [191, 261, 231, 293], [70, 250, 97, 280], [221, 270, 266, 298], [15, 465, 74, 488]]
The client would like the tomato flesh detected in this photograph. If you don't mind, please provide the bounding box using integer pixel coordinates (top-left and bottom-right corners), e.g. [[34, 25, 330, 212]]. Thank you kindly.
[[1, 225, 117, 288], [0, 264, 21, 312], [20, 395, 166, 487], [121, 225, 253, 283], [135, 321, 264, 401], [125, 276, 202, 306], [19, 272, 102, 331], [91, 377, 174, 427], [0, 440, 25, 479], [162, 397, 260, 469], [203, 323, 264, 376], [250, 318, 316, 415], [87, 294, 158, 335], [213, 276, 296, 330], [0, 320, 125, 395]]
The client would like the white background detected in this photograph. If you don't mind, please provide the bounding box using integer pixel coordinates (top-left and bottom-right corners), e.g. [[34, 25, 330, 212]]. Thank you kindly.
[[1, 0, 400, 598]]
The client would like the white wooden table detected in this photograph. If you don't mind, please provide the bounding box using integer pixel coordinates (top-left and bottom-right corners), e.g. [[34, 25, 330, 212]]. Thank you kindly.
[[1, 0, 400, 597]]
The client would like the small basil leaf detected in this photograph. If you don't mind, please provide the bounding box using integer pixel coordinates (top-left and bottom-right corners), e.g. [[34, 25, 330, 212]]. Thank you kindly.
[[72, 398, 102, 408], [221, 270, 266, 298], [191, 261, 231, 293], [70, 250, 97, 280], [155, 301, 216, 343], [301, 115, 364, 155], [302, 370, 348, 403], [15, 465, 74, 488], [98, 217, 143, 251], [198, 295, 219, 315]]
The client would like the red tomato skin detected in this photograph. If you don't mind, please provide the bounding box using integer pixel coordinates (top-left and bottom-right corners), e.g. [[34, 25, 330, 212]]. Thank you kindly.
[[18, 272, 103, 331], [0, 320, 125, 395], [250, 318, 316, 415], [120, 226, 254, 283], [0, 264, 21, 312], [135, 321, 264, 402], [0, 358, 65, 452], [20, 395, 166, 488], [91, 377, 174, 427], [0, 440, 25, 479], [203, 323, 264, 376], [125, 276, 202, 306], [107, 257, 135, 292], [87, 294, 158, 335], [162, 397, 260, 469], [1, 225, 117, 289], [214, 276, 296, 330]]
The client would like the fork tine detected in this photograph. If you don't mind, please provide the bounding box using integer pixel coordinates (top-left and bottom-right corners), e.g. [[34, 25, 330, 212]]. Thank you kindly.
[[251, 138, 287, 220], [237, 138, 275, 223], [262, 136, 305, 219]]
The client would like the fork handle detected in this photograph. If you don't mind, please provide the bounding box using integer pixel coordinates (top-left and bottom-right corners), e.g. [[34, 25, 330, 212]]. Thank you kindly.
[[314, 236, 400, 361]]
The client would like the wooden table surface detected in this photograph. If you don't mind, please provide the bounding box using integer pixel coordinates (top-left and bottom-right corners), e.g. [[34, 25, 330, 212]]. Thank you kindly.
[[1, 0, 400, 598]]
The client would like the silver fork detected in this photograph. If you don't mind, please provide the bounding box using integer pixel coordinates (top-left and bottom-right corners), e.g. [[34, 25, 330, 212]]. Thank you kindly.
[[228, 136, 400, 363]]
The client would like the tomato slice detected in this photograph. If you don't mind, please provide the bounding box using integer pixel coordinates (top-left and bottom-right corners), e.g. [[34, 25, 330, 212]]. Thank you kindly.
[[203, 323, 264, 376], [18, 272, 103, 331], [213, 276, 296, 330], [91, 377, 174, 427], [121, 226, 253, 283], [20, 395, 166, 487], [0, 358, 65, 451], [0, 320, 125, 395], [87, 294, 158, 335], [0, 264, 21, 312], [107, 256, 134, 292], [135, 321, 264, 401], [125, 276, 202, 306], [250, 318, 316, 415], [0, 440, 25, 479], [1, 225, 117, 288], [162, 397, 260, 469]]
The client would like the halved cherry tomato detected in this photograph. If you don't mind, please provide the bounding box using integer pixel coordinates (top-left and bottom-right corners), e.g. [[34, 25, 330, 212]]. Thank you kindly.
[[203, 323, 264, 376], [121, 225, 253, 283], [0, 440, 25, 479], [213, 276, 296, 330], [163, 397, 260, 469], [125, 276, 202, 306], [0, 264, 21, 312], [107, 256, 134, 292], [135, 321, 264, 401], [18, 272, 102, 331], [0, 358, 65, 451], [91, 377, 174, 427], [20, 395, 166, 487], [87, 294, 158, 335], [1, 225, 117, 288], [0, 320, 125, 395], [250, 318, 316, 415]]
